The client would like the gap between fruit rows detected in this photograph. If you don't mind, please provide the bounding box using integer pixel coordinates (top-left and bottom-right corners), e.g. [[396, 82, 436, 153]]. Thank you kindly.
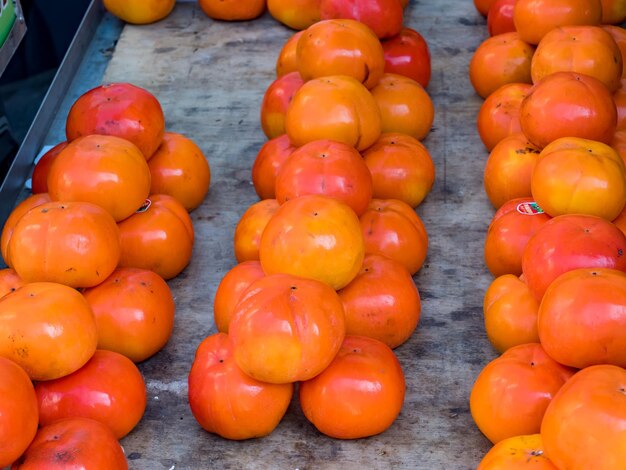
[[28, 2, 494, 468]]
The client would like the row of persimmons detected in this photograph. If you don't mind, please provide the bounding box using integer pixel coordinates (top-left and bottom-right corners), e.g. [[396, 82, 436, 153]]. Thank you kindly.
[[187, 16, 436, 441], [0, 82, 211, 468], [468, 1, 626, 469]]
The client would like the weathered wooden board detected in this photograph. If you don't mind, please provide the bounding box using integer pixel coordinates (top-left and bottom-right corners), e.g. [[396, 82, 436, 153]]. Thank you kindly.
[[46, 2, 496, 468]]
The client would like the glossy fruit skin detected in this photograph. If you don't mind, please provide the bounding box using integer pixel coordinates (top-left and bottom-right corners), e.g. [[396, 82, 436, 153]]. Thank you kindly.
[[285, 75, 381, 151], [531, 25, 623, 93], [35, 350, 146, 439], [233, 199, 280, 263], [338, 254, 420, 349], [274, 139, 373, 216], [522, 214, 626, 300], [484, 274, 540, 353], [513, 0, 602, 45], [538, 268, 626, 368], [477, 83, 532, 151], [601, 0, 626, 23], [362, 132, 435, 208], [474, 0, 499, 16], [603, 25, 626, 79], [198, 0, 265, 20], [469, 33, 534, 99], [520, 72, 617, 149], [470, 343, 575, 444], [47, 134, 152, 222], [31, 142, 67, 194], [484, 197, 551, 277], [8, 201, 120, 288], [360, 198, 429, 275], [261, 72, 305, 140], [299, 335, 405, 439], [66, 82, 165, 159], [370, 73, 435, 141], [0, 282, 98, 381], [213, 261, 265, 333], [0, 193, 51, 268], [259, 195, 364, 290], [82, 268, 175, 363], [117, 194, 194, 280], [0, 357, 38, 468], [188, 332, 293, 440], [614, 202, 626, 238], [612, 128, 626, 165], [276, 31, 304, 77], [229, 273, 346, 384], [267, 0, 320, 30], [484, 134, 541, 209], [531, 137, 626, 221], [541, 364, 626, 470], [102, 0, 175, 24], [487, 0, 516, 36], [319, 0, 403, 39], [614, 79, 626, 131], [297, 19, 385, 89], [477, 434, 558, 469], [381, 27, 431, 88], [252, 135, 297, 200], [148, 132, 211, 212], [0, 269, 25, 299], [11, 417, 128, 470]]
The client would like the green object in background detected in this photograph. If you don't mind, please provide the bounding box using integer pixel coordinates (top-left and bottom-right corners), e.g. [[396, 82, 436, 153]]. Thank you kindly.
[[0, 0, 17, 47]]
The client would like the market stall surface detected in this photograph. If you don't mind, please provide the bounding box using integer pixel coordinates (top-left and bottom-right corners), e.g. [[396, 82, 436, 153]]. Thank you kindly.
[[35, 1, 495, 468]]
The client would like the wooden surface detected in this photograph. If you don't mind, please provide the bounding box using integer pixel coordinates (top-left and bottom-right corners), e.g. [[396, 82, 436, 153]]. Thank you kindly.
[[46, 2, 496, 468]]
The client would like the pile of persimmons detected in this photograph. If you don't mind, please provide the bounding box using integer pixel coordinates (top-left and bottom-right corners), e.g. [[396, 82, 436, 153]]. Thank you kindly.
[[0, 83, 210, 468], [469, 0, 626, 468], [187, 2, 436, 442]]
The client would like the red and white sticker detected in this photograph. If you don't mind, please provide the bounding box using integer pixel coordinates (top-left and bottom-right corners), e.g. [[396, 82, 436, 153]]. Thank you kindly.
[[516, 201, 544, 215]]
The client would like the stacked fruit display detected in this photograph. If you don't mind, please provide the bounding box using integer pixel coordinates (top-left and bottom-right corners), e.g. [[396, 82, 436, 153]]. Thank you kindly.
[[187, 11, 435, 440], [0, 83, 210, 468], [469, 1, 626, 468]]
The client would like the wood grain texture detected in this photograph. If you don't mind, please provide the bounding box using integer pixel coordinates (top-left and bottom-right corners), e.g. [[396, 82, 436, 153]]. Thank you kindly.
[[95, 2, 496, 468]]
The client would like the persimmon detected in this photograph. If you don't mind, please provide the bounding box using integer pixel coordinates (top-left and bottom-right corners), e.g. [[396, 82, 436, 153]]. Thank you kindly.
[[267, 0, 320, 30], [299, 335, 405, 439], [233, 199, 280, 263], [82, 268, 175, 363], [611, 128, 626, 165], [601, 0, 626, 24], [8, 201, 120, 288], [359, 198, 429, 275], [117, 194, 194, 280], [337, 254, 420, 349], [35, 350, 146, 439], [285, 75, 381, 151], [531, 137, 626, 221], [513, 0, 602, 45], [531, 25, 622, 93], [213, 261, 265, 333], [102, 0, 175, 24], [362, 132, 435, 208], [260, 72, 304, 140], [0, 282, 98, 381], [614, 78, 626, 130], [188, 333, 293, 440], [477, 83, 532, 151], [251, 135, 297, 200], [13, 417, 128, 470], [148, 132, 211, 212], [0, 268, 25, 299], [468, 32, 534, 99], [229, 273, 346, 383], [370, 73, 435, 141], [541, 364, 626, 470], [520, 72, 617, 149], [487, 0, 516, 36], [31, 142, 67, 194], [259, 195, 364, 290], [521, 214, 626, 300], [319, 0, 403, 39], [274, 139, 373, 216], [470, 343, 575, 444], [613, 203, 626, 237], [474, 0, 498, 16], [47, 134, 151, 222], [276, 31, 303, 77], [0, 357, 38, 469], [477, 434, 558, 469], [297, 19, 385, 89], [0, 193, 51, 268], [381, 27, 431, 88], [603, 25, 626, 78], [66, 82, 165, 159], [483, 274, 541, 353], [198, 0, 265, 20], [485, 197, 551, 277]]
